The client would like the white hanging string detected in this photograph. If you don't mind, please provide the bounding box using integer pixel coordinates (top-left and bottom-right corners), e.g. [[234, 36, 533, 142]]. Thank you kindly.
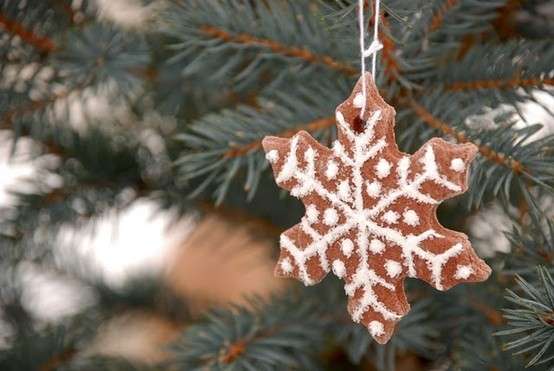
[[358, 0, 383, 117]]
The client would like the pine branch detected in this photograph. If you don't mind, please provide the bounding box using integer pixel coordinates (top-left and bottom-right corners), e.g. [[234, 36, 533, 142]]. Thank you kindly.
[[426, 0, 507, 38], [505, 217, 554, 272], [171, 294, 328, 370], [1, 23, 149, 147], [428, 0, 459, 33], [164, 0, 357, 91], [0, 86, 78, 158], [469, 299, 505, 326], [0, 91, 72, 159], [492, 0, 522, 40], [38, 348, 77, 371], [402, 0, 508, 82], [200, 25, 357, 76], [0, 11, 56, 53], [406, 97, 524, 174], [225, 116, 335, 158], [51, 0, 79, 25], [496, 267, 554, 368], [1, 89, 69, 129], [379, 12, 400, 82], [447, 76, 554, 91], [438, 40, 554, 103], [455, 324, 527, 370], [175, 77, 350, 203]]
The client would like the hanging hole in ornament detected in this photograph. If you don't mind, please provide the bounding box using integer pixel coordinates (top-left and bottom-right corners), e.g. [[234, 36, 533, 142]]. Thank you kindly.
[[352, 115, 365, 133]]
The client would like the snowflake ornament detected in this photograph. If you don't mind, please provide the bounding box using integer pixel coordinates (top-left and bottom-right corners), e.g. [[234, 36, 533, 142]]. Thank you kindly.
[[262, 73, 491, 344]]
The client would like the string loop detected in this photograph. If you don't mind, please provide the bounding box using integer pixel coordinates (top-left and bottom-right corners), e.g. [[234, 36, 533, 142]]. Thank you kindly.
[[358, 0, 382, 117]]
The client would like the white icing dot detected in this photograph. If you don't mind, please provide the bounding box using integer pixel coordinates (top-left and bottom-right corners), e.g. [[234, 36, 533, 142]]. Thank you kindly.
[[369, 239, 385, 254], [375, 159, 391, 179], [382, 210, 400, 224], [385, 260, 402, 278], [304, 147, 316, 162], [266, 150, 279, 164], [398, 156, 410, 175], [332, 260, 346, 278], [353, 93, 365, 108], [280, 258, 293, 273], [366, 181, 381, 197], [368, 321, 384, 337], [325, 160, 339, 180], [341, 239, 354, 257], [402, 209, 420, 226], [345, 285, 355, 297], [332, 141, 344, 157], [323, 208, 339, 226], [305, 205, 319, 224], [450, 158, 465, 172], [338, 180, 352, 201], [454, 265, 474, 279]]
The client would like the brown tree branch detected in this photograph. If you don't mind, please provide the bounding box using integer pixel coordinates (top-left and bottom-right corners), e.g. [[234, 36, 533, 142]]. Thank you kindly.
[[51, 0, 78, 25], [447, 77, 554, 91], [0, 11, 56, 53], [199, 25, 357, 76], [219, 325, 282, 365], [406, 97, 524, 174], [224, 116, 335, 158], [428, 0, 459, 33], [38, 348, 77, 371], [0, 87, 80, 156], [373, 5, 399, 81]]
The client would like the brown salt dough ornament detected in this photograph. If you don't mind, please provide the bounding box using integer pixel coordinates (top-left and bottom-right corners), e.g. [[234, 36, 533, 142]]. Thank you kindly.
[[262, 73, 491, 344]]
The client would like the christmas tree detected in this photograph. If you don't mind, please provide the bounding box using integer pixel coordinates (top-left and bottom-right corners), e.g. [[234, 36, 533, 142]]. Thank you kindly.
[[1, 0, 553, 370]]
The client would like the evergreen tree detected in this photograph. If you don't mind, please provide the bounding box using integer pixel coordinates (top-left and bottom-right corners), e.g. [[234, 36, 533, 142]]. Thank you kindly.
[[1, 0, 553, 369]]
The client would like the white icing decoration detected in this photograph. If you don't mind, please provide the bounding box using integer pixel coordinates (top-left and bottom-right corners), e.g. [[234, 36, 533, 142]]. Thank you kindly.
[[323, 208, 339, 226], [341, 239, 354, 257], [450, 158, 465, 172], [338, 180, 352, 201], [382, 210, 399, 224], [375, 159, 391, 179], [353, 93, 365, 108], [306, 205, 319, 224], [369, 239, 385, 254], [281, 258, 293, 273], [369, 321, 384, 337], [397, 156, 410, 179], [326, 160, 339, 179], [304, 147, 316, 163], [385, 260, 402, 278], [366, 181, 381, 197], [271, 109, 467, 323], [332, 260, 346, 278], [402, 209, 419, 226], [266, 150, 279, 164], [454, 264, 473, 279]]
